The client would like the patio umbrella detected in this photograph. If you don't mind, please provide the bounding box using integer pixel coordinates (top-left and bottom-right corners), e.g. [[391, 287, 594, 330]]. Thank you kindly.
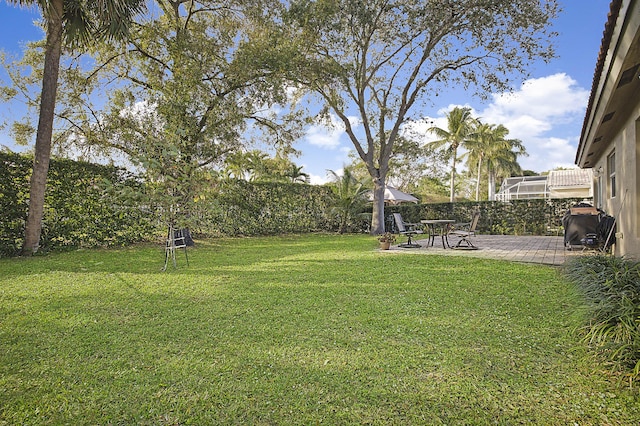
[[369, 186, 419, 205]]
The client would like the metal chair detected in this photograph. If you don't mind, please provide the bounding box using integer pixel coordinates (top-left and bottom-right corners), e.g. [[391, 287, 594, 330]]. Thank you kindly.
[[448, 211, 480, 249], [392, 213, 424, 248]]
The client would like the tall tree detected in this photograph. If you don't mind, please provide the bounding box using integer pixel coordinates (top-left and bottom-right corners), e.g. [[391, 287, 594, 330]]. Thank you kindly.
[[427, 107, 475, 202], [116, 2, 300, 228], [6, 0, 146, 255], [464, 121, 492, 201], [21, 1, 300, 231], [465, 122, 526, 201], [465, 120, 527, 201], [282, 0, 558, 234]]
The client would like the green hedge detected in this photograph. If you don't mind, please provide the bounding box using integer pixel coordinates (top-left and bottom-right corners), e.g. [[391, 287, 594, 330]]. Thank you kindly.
[[0, 153, 340, 256], [2, 152, 593, 257], [189, 179, 337, 236], [0, 152, 157, 257]]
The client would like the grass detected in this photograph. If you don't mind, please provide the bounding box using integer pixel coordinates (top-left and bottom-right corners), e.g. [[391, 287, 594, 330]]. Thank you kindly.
[[1, 234, 639, 425]]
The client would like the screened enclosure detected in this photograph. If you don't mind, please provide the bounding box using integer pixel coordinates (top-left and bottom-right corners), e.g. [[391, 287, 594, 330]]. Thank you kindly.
[[495, 169, 593, 202]]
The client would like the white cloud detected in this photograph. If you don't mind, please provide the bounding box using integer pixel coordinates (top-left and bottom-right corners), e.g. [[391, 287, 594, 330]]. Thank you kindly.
[[484, 73, 588, 122], [521, 136, 579, 172], [305, 113, 359, 149], [305, 126, 343, 149], [309, 173, 330, 185], [476, 73, 589, 173], [307, 167, 342, 186]]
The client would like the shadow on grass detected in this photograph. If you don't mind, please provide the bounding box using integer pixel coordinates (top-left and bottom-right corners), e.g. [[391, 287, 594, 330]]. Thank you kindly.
[[0, 234, 372, 277]]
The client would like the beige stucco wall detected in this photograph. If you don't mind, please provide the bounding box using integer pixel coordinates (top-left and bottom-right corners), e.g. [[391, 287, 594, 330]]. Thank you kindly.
[[593, 108, 640, 260]]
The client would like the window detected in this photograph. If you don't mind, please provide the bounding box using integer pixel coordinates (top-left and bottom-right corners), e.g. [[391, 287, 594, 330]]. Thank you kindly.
[[607, 151, 616, 198]]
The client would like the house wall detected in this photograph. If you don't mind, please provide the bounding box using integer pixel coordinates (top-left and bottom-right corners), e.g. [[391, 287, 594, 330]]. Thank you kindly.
[[593, 108, 640, 259]]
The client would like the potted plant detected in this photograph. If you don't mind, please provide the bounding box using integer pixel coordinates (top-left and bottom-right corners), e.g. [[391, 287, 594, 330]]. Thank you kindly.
[[377, 232, 396, 250]]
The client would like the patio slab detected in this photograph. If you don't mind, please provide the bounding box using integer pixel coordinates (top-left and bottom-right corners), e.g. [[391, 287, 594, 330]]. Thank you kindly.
[[385, 235, 591, 266]]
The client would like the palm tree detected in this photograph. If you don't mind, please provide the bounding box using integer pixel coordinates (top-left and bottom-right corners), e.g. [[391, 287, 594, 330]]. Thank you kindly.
[[464, 121, 490, 201], [284, 164, 310, 184], [223, 151, 250, 181], [245, 151, 270, 182], [7, 0, 146, 255], [327, 167, 370, 234], [486, 144, 526, 201], [465, 122, 526, 201], [427, 107, 474, 202]]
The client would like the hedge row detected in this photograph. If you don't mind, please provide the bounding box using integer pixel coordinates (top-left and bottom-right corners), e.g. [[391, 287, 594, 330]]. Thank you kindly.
[[0, 153, 339, 256], [190, 179, 337, 236], [0, 152, 156, 256], [1, 152, 592, 256]]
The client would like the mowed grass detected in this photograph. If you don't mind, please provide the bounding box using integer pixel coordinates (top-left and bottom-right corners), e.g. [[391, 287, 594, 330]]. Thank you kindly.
[[1, 234, 638, 425]]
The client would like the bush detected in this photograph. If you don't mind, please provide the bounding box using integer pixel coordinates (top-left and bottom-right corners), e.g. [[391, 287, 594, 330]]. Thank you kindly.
[[0, 153, 345, 256], [563, 255, 640, 383]]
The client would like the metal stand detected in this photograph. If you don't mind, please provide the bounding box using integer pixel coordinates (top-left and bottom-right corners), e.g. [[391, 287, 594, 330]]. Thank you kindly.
[[163, 226, 189, 271]]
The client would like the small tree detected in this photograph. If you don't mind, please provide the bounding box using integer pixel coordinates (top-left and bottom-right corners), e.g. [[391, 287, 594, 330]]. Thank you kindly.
[[327, 168, 371, 234]]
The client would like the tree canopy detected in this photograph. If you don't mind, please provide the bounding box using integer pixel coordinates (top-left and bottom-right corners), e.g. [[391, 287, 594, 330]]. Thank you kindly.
[[280, 0, 558, 233], [4, 0, 305, 231], [3, 0, 560, 238]]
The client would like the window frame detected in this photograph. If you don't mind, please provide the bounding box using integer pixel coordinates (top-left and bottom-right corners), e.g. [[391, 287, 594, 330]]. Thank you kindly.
[[607, 150, 616, 198]]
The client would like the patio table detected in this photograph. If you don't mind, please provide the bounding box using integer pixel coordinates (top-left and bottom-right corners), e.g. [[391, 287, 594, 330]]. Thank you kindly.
[[421, 219, 455, 248]]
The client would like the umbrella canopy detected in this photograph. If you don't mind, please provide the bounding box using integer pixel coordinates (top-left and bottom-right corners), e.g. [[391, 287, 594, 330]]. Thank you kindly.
[[369, 186, 419, 205]]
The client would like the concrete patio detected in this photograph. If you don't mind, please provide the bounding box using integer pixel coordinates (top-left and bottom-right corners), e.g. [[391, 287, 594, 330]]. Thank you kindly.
[[385, 235, 593, 266]]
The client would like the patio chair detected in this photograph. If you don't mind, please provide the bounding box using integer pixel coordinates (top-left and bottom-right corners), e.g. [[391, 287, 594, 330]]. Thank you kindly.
[[392, 213, 424, 248], [448, 210, 480, 249]]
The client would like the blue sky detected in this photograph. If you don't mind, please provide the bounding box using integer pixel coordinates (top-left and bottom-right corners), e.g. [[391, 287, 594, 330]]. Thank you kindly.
[[0, 2, 613, 184]]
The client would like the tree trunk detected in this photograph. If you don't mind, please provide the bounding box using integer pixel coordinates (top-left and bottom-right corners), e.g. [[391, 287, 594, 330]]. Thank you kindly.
[[449, 147, 458, 203], [475, 156, 483, 201], [370, 179, 386, 235], [488, 169, 496, 201], [22, 0, 64, 255]]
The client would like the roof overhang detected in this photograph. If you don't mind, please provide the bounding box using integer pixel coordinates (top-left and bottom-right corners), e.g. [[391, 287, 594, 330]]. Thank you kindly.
[[576, 0, 640, 168]]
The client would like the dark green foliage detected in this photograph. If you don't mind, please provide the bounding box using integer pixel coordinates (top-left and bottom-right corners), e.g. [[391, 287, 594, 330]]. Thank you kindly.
[[0, 153, 31, 255], [1, 152, 588, 256], [0, 152, 156, 256], [189, 179, 339, 236], [0, 153, 349, 256], [564, 255, 640, 382]]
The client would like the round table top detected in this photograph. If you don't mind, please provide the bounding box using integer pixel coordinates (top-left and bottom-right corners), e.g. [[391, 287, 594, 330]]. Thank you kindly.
[[421, 219, 455, 224]]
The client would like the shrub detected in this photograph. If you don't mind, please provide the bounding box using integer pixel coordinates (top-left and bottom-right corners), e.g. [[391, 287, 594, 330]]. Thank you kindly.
[[563, 255, 640, 383]]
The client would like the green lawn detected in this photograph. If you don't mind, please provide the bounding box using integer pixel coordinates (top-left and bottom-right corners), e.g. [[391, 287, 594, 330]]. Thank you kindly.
[[1, 234, 638, 424]]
